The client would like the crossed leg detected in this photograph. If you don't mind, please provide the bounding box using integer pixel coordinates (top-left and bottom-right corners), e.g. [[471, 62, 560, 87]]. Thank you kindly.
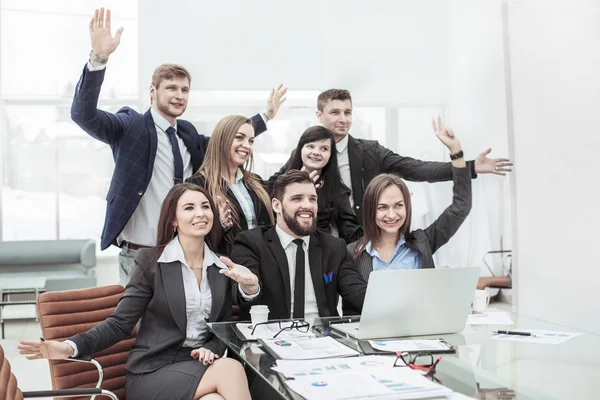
[[194, 358, 251, 400]]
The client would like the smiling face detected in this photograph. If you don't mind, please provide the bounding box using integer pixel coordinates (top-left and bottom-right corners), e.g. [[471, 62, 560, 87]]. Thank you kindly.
[[316, 99, 353, 140], [228, 123, 255, 168], [301, 138, 332, 172], [273, 182, 318, 238], [172, 189, 214, 240], [151, 77, 190, 121], [375, 184, 407, 237]]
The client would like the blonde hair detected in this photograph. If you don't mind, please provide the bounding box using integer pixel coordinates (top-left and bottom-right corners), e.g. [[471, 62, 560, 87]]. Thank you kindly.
[[193, 116, 274, 243]]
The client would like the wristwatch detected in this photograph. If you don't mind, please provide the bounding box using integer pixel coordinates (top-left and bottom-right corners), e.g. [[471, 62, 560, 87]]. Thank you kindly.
[[449, 150, 464, 160], [89, 50, 109, 64]]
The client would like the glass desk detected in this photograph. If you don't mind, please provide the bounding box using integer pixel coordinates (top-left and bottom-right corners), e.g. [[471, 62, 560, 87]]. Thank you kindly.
[[209, 313, 599, 399]]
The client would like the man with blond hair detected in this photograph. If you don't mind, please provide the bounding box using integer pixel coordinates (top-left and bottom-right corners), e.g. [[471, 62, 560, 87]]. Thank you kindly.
[[72, 8, 286, 284]]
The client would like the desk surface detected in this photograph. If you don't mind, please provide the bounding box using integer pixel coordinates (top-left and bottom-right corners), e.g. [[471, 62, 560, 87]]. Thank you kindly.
[[209, 312, 600, 400]]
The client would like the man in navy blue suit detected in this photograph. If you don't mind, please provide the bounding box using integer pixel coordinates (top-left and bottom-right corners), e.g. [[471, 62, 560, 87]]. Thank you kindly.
[[73, 8, 287, 285]]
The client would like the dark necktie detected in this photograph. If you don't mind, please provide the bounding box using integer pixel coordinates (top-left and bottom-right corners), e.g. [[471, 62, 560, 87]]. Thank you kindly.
[[292, 239, 305, 319], [166, 126, 184, 184]]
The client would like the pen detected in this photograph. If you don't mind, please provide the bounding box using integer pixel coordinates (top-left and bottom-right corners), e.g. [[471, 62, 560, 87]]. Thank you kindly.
[[40, 337, 45, 342], [493, 330, 531, 336]]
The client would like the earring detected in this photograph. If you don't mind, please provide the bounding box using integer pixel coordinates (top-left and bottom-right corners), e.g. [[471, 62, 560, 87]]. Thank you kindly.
[[173, 226, 177, 234]]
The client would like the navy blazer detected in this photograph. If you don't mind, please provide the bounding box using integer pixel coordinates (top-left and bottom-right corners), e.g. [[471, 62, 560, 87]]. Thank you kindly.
[[70, 65, 267, 250]]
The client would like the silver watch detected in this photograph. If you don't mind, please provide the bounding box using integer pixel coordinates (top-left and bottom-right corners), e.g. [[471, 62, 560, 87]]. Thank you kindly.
[[89, 50, 108, 64]]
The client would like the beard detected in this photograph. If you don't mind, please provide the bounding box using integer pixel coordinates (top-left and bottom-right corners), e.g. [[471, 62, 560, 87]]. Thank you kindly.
[[282, 208, 316, 237], [156, 95, 186, 118]]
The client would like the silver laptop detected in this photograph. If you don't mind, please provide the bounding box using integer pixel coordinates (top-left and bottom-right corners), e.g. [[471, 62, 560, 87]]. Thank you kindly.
[[331, 267, 480, 339]]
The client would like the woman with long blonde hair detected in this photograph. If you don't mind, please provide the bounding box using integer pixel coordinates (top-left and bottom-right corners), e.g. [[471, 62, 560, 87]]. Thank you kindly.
[[187, 115, 274, 255]]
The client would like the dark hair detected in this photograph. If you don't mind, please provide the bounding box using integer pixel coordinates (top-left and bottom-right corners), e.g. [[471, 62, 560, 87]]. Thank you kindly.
[[271, 170, 315, 201], [317, 89, 353, 112], [354, 174, 413, 257], [288, 126, 343, 220], [156, 183, 221, 251]]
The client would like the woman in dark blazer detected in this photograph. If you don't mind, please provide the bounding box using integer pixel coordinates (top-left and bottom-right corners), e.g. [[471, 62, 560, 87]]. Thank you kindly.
[[19, 183, 260, 400], [344, 118, 471, 313], [187, 115, 274, 256], [267, 126, 362, 244]]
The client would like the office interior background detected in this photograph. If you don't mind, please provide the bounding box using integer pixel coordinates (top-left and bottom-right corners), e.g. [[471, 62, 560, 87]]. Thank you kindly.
[[0, 0, 598, 338]]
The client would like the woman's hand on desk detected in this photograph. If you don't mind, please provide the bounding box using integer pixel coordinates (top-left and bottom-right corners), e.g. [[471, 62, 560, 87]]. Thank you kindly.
[[18, 339, 74, 360], [191, 347, 219, 365], [219, 256, 260, 295]]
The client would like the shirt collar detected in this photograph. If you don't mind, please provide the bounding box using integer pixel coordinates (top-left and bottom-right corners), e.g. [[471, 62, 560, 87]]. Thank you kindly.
[[275, 225, 310, 250], [365, 235, 407, 258], [336, 134, 349, 154], [158, 237, 227, 270], [150, 107, 177, 134], [234, 168, 244, 184]]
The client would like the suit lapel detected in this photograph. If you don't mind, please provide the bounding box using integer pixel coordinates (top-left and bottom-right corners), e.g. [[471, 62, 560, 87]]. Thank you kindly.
[[308, 233, 330, 316], [266, 228, 292, 315], [207, 265, 226, 321], [347, 135, 363, 220], [160, 262, 187, 335], [144, 111, 158, 185], [226, 188, 248, 231]]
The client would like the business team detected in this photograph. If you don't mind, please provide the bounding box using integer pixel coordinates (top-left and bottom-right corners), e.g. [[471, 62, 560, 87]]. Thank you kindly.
[[18, 7, 513, 400]]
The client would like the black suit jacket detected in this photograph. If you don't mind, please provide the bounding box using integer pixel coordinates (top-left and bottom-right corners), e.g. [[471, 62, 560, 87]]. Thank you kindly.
[[230, 226, 367, 321], [186, 174, 273, 255], [70, 65, 267, 249], [68, 247, 232, 374], [271, 135, 477, 226]]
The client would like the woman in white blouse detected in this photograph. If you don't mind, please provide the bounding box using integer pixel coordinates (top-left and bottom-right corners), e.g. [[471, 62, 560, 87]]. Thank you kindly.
[[19, 183, 259, 400]]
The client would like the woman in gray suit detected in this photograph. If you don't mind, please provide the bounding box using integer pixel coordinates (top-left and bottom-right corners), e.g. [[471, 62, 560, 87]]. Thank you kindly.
[[19, 183, 259, 400], [347, 117, 472, 289]]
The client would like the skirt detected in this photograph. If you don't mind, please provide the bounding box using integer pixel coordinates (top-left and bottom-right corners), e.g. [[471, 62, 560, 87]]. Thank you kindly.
[[125, 347, 209, 400]]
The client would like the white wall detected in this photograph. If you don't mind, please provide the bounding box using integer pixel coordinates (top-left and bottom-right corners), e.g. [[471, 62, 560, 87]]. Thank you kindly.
[[138, 0, 448, 104], [508, 0, 600, 333]]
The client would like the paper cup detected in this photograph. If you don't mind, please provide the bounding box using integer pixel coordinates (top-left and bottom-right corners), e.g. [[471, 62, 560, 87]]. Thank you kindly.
[[250, 305, 270, 326]]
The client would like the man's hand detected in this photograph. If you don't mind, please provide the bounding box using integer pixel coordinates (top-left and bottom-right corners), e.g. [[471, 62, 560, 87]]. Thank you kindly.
[[474, 148, 513, 175], [264, 84, 287, 120], [89, 8, 124, 60], [218, 256, 259, 295]]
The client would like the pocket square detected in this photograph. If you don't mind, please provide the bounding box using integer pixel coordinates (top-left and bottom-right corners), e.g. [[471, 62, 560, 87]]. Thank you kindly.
[[323, 271, 335, 284]]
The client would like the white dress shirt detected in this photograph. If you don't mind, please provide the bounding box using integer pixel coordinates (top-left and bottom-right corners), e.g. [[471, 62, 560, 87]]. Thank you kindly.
[[336, 134, 353, 207], [275, 226, 319, 321]]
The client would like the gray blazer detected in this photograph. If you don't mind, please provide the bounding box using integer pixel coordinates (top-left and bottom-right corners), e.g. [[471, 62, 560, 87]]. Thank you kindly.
[[347, 166, 472, 285], [69, 248, 232, 374]]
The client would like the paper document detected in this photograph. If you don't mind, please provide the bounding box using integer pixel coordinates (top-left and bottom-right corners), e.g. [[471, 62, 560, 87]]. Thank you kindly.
[[466, 311, 513, 325], [369, 339, 451, 353], [491, 329, 582, 344], [284, 366, 454, 400], [273, 355, 399, 378], [234, 322, 316, 341], [261, 336, 359, 359]]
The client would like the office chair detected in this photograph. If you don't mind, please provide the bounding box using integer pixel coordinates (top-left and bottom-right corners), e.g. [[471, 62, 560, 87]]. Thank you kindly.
[[0, 344, 118, 399], [36, 285, 137, 400]]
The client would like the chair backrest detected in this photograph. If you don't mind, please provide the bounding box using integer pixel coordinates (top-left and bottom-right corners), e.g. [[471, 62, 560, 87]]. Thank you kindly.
[[0, 344, 24, 400], [36, 285, 136, 400]]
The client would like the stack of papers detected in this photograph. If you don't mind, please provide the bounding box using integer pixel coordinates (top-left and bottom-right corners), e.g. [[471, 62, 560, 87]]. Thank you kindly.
[[491, 329, 582, 344], [369, 339, 452, 353], [466, 311, 513, 325], [284, 366, 454, 400], [234, 322, 316, 341], [273, 355, 399, 379], [260, 336, 359, 360]]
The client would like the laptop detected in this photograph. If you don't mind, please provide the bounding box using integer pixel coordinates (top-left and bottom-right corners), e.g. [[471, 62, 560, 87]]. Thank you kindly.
[[331, 267, 480, 339]]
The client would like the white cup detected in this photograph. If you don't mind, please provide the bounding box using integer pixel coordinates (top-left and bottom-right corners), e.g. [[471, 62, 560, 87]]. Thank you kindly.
[[473, 289, 490, 313], [250, 305, 270, 326]]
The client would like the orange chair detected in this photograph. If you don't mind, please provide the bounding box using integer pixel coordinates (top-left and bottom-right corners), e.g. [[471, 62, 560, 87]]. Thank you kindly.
[[36, 285, 136, 400], [0, 343, 118, 399]]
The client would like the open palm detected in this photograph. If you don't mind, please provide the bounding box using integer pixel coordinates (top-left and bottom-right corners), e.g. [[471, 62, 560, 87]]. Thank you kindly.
[[89, 8, 124, 58]]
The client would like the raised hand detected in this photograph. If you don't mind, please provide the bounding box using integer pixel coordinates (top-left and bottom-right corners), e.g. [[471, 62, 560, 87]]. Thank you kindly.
[[18, 339, 74, 360], [474, 148, 513, 175], [216, 195, 233, 229], [218, 256, 260, 295], [264, 84, 288, 120], [300, 166, 321, 187], [89, 8, 124, 59], [191, 347, 219, 365], [432, 115, 461, 154]]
